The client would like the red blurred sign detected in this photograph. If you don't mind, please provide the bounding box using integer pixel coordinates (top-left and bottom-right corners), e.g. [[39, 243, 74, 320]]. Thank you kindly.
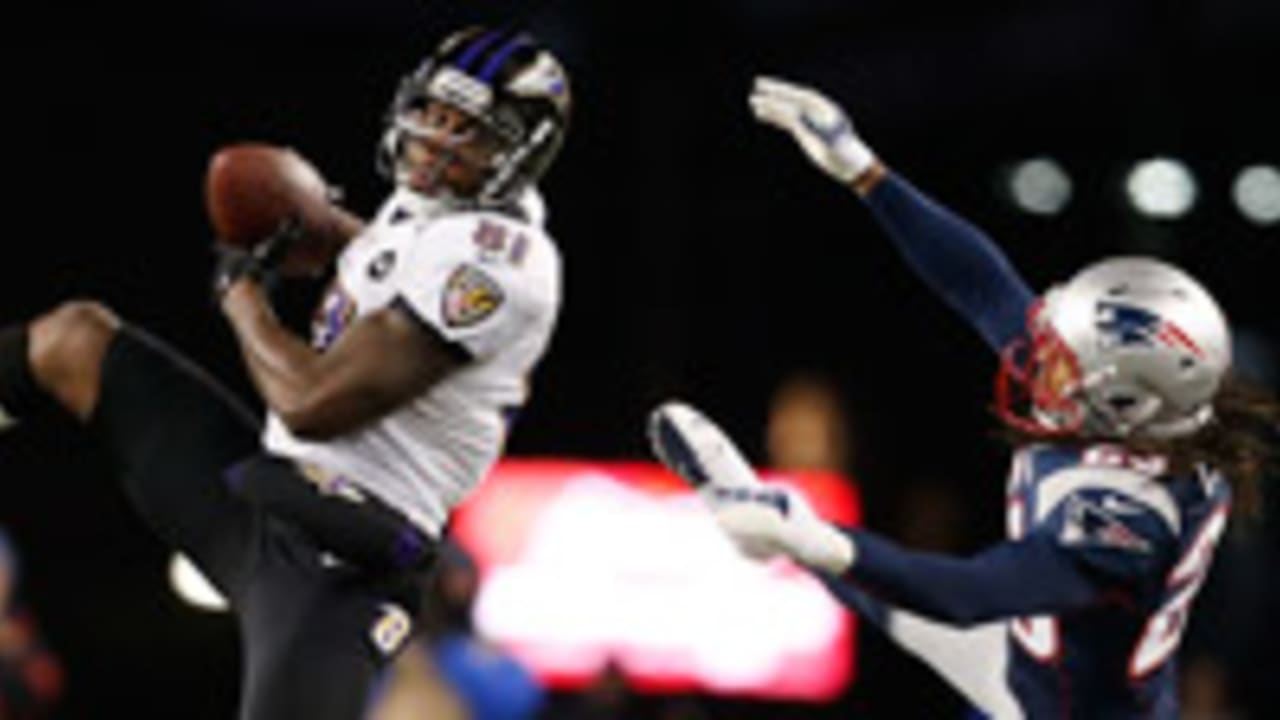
[[449, 460, 862, 702]]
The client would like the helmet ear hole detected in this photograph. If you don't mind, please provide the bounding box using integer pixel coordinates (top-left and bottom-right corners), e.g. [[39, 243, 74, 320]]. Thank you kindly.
[[1108, 394, 1139, 411]]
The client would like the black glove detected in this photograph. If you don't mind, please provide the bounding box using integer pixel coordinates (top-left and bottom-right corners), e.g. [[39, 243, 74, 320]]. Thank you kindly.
[[212, 216, 303, 301]]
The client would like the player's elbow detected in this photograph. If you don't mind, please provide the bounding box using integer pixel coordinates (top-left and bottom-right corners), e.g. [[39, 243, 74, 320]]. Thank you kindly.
[[276, 397, 348, 441], [277, 388, 396, 441], [278, 407, 338, 441], [915, 596, 1001, 628], [937, 608, 988, 628]]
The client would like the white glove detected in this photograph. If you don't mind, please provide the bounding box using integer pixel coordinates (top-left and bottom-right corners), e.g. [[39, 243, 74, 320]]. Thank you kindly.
[[749, 76, 878, 184], [705, 484, 855, 574], [649, 401, 855, 574]]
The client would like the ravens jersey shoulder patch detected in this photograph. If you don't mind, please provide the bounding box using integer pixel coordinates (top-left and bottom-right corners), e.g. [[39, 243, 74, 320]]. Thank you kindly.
[[442, 264, 505, 328]]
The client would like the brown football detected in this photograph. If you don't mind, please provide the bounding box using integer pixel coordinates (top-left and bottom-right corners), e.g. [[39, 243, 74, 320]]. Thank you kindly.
[[205, 143, 362, 276]]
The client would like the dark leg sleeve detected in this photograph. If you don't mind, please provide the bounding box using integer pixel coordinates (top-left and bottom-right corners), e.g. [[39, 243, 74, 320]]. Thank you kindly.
[[91, 326, 430, 720], [88, 325, 263, 598]]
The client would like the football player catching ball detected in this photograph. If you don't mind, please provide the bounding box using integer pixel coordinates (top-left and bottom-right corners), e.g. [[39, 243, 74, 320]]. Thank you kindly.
[[0, 26, 569, 719]]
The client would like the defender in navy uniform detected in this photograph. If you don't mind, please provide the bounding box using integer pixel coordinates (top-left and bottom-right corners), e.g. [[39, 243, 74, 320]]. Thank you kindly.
[[650, 78, 1277, 719]]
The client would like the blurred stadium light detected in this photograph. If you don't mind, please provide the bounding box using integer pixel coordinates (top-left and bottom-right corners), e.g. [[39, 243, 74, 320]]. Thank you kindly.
[[1126, 158, 1198, 219], [1008, 157, 1073, 216], [1232, 164, 1280, 226], [169, 553, 229, 613], [450, 460, 862, 702]]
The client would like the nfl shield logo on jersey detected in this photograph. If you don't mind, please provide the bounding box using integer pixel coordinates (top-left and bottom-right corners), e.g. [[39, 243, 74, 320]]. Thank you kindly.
[[1059, 493, 1152, 553]]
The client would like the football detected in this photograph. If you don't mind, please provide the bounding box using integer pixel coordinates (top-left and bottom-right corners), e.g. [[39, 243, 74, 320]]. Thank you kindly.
[[205, 143, 362, 276]]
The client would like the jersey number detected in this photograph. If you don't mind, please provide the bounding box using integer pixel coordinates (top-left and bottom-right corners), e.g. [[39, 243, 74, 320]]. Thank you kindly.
[[1128, 504, 1227, 677], [1007, 495, 1060, 660], [473, 221, 529, 267], [1081, 446, 1167, 476]]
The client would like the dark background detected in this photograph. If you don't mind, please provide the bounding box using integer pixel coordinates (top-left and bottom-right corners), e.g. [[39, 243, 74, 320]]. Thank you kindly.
[[2, 1, 1277, 717]]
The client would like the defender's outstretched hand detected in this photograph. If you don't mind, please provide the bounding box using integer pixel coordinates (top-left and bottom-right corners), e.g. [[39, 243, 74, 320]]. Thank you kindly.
[[749, 76, 879, 185], [648, 401, 855, 573], [648, 402, 760, 492]]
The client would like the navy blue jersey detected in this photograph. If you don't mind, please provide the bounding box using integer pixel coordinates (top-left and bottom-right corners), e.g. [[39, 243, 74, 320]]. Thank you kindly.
[[1004, 444, 1231, 719], [833, 443, 1232, 719], [831, 172, 1235, 719]]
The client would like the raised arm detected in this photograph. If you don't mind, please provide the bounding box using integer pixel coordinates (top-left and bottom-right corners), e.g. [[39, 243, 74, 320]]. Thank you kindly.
[[750, 77, 1034, 352]]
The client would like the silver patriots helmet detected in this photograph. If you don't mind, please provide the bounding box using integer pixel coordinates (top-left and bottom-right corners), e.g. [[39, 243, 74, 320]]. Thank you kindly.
[[997, 257, 1232, 439], [378, 27, 571, 207]]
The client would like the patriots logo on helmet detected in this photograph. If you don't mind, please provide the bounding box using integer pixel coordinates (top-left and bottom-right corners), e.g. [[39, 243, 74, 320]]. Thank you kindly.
[[1095, 301, 1204, 358]]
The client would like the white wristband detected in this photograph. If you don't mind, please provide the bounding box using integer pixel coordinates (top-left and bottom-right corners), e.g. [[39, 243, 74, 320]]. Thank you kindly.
[[834, 136, 878, 184]]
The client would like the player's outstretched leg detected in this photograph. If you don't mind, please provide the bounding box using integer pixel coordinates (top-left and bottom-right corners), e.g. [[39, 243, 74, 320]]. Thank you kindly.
[[0, 300, 261, 598]]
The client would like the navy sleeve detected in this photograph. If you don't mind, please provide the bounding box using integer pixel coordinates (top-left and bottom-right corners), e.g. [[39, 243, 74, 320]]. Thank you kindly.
[[831, 484, 1179, 626], [863, 172, 1035, 351], [835, 528, 1103, 626], [815, 572, 892, 631]]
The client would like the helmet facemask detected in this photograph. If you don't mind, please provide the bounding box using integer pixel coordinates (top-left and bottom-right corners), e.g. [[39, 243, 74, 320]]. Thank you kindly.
[[381, 67, 517, 203], [378, 29, 570, 210], [996, 296, 1089, 436]]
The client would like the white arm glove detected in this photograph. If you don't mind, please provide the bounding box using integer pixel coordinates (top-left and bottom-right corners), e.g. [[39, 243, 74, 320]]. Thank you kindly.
[[650, 401, 855, 574], [709, 485, 855, 574], [749, 76, 879, 184]]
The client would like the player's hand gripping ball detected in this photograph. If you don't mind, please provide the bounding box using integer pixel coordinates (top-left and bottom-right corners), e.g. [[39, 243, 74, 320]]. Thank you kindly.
[[205, 143, 351, 276]]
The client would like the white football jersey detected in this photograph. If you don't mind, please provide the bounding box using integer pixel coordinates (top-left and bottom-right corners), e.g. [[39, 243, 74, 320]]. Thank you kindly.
[[263, 187, 561, 535]]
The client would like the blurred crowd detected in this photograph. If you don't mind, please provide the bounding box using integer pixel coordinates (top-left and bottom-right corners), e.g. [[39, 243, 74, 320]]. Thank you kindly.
[[369, 542, 542, 720], [0, 528, 62, 720]]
